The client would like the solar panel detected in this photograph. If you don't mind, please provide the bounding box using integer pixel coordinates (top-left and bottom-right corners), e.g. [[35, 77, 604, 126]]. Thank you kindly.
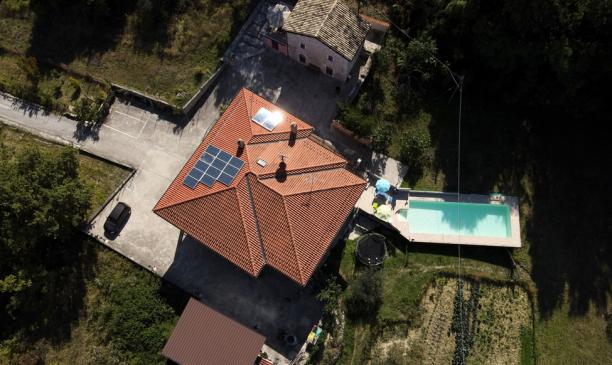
[[189, 168, 204, 180], [183, 175, 198, 189], [200, 174, 216, 187], [182, 144, 245, 189], [251, 107, 283, 131]]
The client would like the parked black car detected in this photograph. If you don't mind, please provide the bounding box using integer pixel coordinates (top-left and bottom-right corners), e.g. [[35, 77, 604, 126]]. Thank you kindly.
[[104, 202, 131, 238]]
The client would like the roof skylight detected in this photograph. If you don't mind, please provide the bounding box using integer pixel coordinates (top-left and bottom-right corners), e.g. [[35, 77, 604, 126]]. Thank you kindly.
[[251, 107, 283, 131]]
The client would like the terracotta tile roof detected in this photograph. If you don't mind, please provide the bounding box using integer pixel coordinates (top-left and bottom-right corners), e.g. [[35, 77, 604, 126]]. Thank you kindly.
[[154, 88, 366, 285], [162, 297, 265, 365], [246, 136, 346, 178], [283, 0, 370, 61], [257, 358, 273, 365]]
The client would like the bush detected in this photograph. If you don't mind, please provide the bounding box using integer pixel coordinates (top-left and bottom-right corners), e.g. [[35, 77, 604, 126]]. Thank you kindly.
[[345, 270, 383, 319], [399, 127, 431, 165], [73, 98, 95, 122], [68, 77, 82, 100], [0, 0, 30, 16], [337, 102, 376, 137], [16, 56, 40, 87], [316, 276, 342, 331], [91, 263, 176, 364], [371, 123, 393, 154]]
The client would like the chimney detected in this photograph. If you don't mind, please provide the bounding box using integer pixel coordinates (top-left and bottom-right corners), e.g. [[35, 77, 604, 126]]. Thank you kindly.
[[237, 138, 245, 156], [289, 122, 297, 147]]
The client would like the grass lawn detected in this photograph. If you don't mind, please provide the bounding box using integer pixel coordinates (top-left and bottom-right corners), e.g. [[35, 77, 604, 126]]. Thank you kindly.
[[0, 0, 252, 106], [534, 289, 611, 365], [0, 125, 182, 364], [0, 52, 107, 113], [323, 236, 530, 365]]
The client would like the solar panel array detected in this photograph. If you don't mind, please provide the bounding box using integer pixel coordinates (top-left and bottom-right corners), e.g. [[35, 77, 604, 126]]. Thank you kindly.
[[183, 145, 244, 189]]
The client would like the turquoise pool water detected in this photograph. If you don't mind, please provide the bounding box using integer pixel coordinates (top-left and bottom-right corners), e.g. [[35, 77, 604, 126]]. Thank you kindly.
[[399, 200, 511, 238]]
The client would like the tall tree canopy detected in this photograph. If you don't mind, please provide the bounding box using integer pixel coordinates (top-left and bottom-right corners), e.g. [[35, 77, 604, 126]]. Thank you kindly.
[[0, 140, 91, 318], [391, 0, 612, 120]]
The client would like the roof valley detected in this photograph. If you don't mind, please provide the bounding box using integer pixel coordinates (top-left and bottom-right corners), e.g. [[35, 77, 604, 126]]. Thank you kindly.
[[280, 196, 305, 284], [245, 174, 268, 266]]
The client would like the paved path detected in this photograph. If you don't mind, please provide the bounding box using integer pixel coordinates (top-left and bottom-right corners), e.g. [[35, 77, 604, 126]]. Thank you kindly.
[[0, 91, 211, 272]]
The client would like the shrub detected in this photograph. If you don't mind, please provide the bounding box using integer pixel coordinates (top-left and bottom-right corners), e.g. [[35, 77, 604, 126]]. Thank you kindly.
[[91, 263, 176, 364], [73, 98, 95, 122], [0, 0, 30, 17], [337, 102, 376, 137], [193, 68, 208, 83], [16, 56, 40, 86], [399, 127, 431, 165], [68, 77, 82, 100], [345, 270, 383, 319], [316, 275, 342, 332], [371, 123, 393, 154]]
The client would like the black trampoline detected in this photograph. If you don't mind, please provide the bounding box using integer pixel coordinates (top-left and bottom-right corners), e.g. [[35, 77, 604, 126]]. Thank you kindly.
[[355, 233, 387, 266]]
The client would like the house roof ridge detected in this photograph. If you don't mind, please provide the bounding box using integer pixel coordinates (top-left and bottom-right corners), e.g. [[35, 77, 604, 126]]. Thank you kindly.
[[274, 172, 366, 197], [257, 161, 346, 180], [234, 179, 262, 276], [315, 0, 339, 38], [153, 184, 238, 212]]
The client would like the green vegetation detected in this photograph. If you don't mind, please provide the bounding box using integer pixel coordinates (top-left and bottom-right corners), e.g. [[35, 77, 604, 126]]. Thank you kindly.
[[0, 0, 252, 106], [345, 270, 383, 319], [0, 125, 180, 364], [313, 236, 528, 364], [0, 53, 111, 118], [0, 126, 130, 214], [337, 0, 611, 363], [520, 325, 536, 365]]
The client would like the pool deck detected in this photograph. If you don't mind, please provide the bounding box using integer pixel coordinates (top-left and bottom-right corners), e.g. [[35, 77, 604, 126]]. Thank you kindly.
[[355, 187, 522, 248]]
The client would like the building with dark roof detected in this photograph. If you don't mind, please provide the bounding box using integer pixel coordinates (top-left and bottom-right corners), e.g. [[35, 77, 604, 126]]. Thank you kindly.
[[154, 88, 366, 285], [162, 298, 266, 365], [263, 0, 370, 81]]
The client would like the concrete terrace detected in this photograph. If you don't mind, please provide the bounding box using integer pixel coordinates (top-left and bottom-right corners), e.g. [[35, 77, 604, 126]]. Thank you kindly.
[[356, 184, 521, 248]]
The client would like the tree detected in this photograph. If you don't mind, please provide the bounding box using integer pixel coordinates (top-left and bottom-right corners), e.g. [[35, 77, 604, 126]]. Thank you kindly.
[[316, 275, 342, 332], [399, 127, 431, 166], [16, 56, 40, 88], [73, 97, 96, 122], [371, 123, 393, 154], [345, 270, 383, 319], [0, 142, 91, 319]]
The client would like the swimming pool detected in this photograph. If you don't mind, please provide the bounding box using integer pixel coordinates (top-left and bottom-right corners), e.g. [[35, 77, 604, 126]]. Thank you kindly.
[[399, 200, 511, 238]]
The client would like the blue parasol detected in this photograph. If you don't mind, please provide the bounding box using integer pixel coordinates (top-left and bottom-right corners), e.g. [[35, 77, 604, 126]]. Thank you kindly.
[[375, 178, 391, 193]]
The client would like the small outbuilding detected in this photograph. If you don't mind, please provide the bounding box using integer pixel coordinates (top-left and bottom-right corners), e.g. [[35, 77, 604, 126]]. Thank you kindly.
[[162, 298, 266, 365], [264, 0, 370, 81]]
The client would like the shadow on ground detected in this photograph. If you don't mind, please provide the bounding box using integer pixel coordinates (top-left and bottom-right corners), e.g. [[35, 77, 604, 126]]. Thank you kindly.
[[163, 234, 322, 359], [27, 1, 133, 65], [428, 90, 611, 319]]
